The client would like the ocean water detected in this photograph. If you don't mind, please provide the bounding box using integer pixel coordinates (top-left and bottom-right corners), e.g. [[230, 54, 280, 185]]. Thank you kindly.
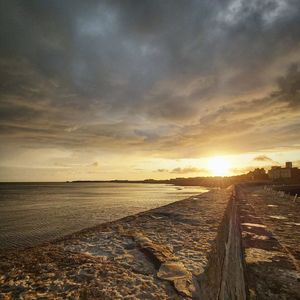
[[0, 182, 208, 250]]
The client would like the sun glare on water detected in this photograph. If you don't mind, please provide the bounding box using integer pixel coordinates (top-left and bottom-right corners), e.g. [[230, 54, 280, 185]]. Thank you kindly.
[[207, 156, 231, 176]]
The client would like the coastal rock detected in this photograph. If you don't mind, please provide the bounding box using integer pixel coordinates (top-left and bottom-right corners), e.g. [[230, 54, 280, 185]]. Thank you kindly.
[[157, 261, 193, 297], [133, 232, 175, 266], [157, 261, 190, 280]]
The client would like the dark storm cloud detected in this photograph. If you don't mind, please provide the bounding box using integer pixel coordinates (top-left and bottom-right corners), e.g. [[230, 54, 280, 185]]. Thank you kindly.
[[1, 0, 300, 160], [275, 63, 300, 107]]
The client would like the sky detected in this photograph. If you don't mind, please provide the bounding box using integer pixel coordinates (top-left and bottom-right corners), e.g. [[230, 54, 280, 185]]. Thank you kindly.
[[0, 0, 300, 181]]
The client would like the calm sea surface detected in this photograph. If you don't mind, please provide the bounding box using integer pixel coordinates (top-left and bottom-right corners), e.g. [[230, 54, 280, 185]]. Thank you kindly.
[[0, 182, 208, 250]]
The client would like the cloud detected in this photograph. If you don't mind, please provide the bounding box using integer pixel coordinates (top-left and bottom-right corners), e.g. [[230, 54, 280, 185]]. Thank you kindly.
[[1, 0, 300, 178], [156, 167, 205, 174], [170, 167, 203, 174], [253, 155, 278, 164], [253, 155, 273, 162], [275, 63, 300, 107], [89, 161, 99, 167]]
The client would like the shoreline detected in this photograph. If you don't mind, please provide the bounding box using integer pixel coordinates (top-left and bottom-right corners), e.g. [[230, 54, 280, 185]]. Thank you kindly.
[[0, 183, 209, 252], [1, 185, 300, 299], [0, 190, 207, 255], [0, 189, 232, 299]]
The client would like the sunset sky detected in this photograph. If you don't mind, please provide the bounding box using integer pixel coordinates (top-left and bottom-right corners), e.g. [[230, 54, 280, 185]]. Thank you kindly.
[[1, 0, 300, 181]]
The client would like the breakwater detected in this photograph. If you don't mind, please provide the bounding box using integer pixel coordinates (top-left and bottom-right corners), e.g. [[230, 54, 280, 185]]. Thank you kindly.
[[0, 185, 299, 299]]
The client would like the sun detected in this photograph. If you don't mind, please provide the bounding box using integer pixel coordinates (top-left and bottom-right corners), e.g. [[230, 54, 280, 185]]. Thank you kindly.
[[207, 156, 231, 176]]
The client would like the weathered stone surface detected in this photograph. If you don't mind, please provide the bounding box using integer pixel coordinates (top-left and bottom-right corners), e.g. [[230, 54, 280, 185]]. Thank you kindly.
[[158, 261, 193, 297], [0, 189, 232, 299], [158, 261, 190, 281], [2, 185, 299, 299], [133, 232, 175, 265], [237, 184, 300, 299]]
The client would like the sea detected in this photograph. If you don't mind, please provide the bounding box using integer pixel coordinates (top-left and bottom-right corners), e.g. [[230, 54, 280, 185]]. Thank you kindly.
[[0, 182, 208, 251]]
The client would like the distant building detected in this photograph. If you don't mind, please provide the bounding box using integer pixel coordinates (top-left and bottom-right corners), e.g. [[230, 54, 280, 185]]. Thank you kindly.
[[248, 168, 268, 180], [286, 161, 293, 168], [268, 162, 300, 181]]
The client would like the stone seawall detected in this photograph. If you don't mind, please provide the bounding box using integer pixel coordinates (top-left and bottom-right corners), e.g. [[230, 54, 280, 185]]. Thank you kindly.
[[198, 187, 246, 300], [237, 184, 300, 299], [0, 185, 299, 299]]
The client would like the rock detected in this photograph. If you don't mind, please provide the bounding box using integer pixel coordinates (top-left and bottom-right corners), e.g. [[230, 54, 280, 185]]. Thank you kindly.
[[157, 261, 193, 297], [174, 278, 193, 298], [133, 232, 175, 266], [157, 261, 189, 280]]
